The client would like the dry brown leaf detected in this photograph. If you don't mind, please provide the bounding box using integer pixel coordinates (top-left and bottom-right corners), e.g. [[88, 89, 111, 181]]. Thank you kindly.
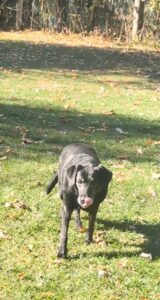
[[54, 258, 63, 265], [17, 272, 26, 280], [95, 236, 104, 244], [104, 110, 116, 116], [79, 227, 87, 233], [22, 137, 34, 145], [146, 139, 160, 146], [116, 172, 127, 183], [146, 139, 153, 146], [40, 292, 55, 298], [112, 163, 125, 169], [3, 146, 12, 154]]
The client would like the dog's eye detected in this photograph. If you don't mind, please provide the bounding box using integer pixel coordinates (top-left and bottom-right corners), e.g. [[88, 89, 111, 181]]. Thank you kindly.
[[77, 179, 84, 184]]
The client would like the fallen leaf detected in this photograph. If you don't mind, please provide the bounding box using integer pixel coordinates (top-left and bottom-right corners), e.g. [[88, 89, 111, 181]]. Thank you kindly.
[[22, 137, 34, 145], [95, 237, 105, 245], [95, 230, 106, 244], [152, 173, 160, 180], [98, 269, 108, 279], [4, 146, 12, 153], [99, 86, 106, 94], [146, 139, 160, 146], [96, 128, 108, 132], [0, 156, 7, 160], [148, 188, 157, 198], [153, 141, 160, 145], [117, 155, 129, 160], [137, 148, 143, 155], [146, 139, 153, 146], [112, 163, 125, 169], [35, 140, 44, 144], [0, 230, 10, 239], [79, 227, 87, 233], [104, 110, 116, 116], [116, 128, 128, 135], [116, 172, 127, 183], [140, 252, 152, 260], [40, 292, 55, 298], [17, 272, 26, 280], [54, 258, 63, 265], [118, 258, 129, 269]]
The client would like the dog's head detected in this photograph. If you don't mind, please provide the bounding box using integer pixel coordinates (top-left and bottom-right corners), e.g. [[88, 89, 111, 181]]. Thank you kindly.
[[67, 164, 112, 209]]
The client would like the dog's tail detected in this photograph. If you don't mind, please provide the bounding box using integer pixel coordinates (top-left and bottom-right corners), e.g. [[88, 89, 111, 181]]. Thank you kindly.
[[46, 173, 58, 194]]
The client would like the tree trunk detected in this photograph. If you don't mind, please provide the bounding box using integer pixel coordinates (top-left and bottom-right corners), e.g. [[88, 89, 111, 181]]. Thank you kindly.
[[16, 0, 24, 29], [132, 0, 145, 40], [54, 0, 68, 32]]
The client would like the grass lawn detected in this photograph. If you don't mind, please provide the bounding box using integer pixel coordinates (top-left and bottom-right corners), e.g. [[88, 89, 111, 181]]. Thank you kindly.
[[0, 31, 160, 300]]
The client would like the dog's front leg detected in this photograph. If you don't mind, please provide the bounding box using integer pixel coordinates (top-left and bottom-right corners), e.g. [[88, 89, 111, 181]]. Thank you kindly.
[[58, 204, 72, 258], [75, 207, 83, 230], [86, 205, 99, 244]]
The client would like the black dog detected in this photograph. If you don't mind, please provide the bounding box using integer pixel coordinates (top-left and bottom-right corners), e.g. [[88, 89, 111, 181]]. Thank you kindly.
[[46, 143, 112, 258]]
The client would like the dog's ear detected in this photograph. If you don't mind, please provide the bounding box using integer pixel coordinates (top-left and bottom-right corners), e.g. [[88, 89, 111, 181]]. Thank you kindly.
[[67, 165, 83, 187], [101, 165, 112, 183], [94, 164, 112, 184], [67, 165, 77, 187]]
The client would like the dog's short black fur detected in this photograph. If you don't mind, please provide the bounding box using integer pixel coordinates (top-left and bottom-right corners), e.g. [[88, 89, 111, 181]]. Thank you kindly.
[[46, 143, 112, 258]]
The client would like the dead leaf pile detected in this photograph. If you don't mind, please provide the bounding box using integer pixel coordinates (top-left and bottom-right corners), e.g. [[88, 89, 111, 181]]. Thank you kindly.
[[146, 139, 160, 146], [5, 201, 31, 211]]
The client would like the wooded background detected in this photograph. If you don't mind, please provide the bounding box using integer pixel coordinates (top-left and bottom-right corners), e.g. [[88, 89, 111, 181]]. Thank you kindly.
[[0, 0, 159, 41]]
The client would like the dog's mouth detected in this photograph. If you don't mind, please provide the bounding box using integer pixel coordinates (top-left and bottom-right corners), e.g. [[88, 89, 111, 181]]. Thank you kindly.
[[78, 196, 93, 209]]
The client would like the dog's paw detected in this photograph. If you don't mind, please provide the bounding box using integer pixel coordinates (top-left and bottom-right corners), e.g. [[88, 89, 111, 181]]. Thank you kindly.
[[85, 238, 92, 245], [57, 251, 67, 259]]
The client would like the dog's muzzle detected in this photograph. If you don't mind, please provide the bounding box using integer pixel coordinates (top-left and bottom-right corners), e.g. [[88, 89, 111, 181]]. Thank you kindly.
[[78, 196, 93, 209]]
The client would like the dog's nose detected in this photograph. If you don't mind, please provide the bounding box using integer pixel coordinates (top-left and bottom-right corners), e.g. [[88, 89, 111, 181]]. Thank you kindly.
[[80, 197, 93, 208], [80, 199, 85, 205]]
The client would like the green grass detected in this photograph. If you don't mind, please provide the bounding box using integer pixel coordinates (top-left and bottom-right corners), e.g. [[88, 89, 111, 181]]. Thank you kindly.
[[0, 32, 160, 300]]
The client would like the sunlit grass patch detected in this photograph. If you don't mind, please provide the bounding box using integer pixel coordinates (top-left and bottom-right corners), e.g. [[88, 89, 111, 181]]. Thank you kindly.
[[0, 31, 160, 300]]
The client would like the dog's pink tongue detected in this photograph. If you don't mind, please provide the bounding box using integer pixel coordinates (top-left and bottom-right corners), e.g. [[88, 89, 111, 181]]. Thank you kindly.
[[84, 197, 93, 208]]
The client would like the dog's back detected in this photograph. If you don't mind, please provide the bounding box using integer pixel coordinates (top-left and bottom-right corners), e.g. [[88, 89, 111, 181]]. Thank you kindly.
[[59, 143, 100, 168]]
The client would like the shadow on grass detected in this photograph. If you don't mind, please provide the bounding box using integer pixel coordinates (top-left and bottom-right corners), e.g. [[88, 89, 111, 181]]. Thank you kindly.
[[70, 219, 160, 260], [96, 218, 160, 260], [0, 40, 159, 83], [0, 101, 159, 163]]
